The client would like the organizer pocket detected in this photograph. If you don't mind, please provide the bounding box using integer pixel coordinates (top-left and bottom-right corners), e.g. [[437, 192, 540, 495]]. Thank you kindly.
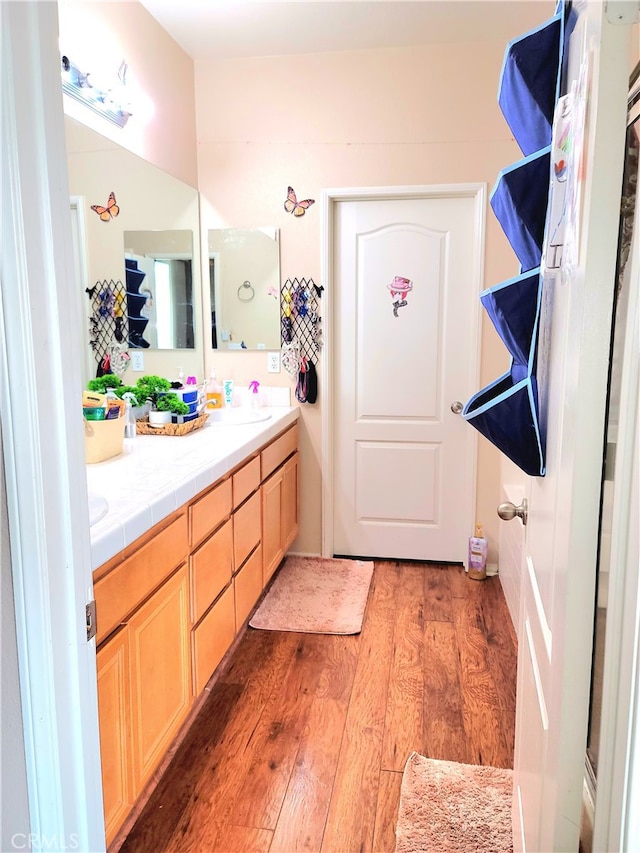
[[490, 147, 551, 272], [498, 12, 563, 156]]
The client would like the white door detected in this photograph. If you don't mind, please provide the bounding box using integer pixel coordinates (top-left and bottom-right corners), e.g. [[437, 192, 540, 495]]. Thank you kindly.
[[510, 6, 630, 851], [331, 186, 483, 562]]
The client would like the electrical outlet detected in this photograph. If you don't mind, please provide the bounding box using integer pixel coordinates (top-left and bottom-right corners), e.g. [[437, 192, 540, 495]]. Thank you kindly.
[[267, 352, 281, 373], [131, 351, 145, 371]]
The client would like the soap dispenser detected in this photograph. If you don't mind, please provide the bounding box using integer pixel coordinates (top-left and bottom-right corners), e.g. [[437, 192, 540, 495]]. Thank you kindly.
[[205, 369, 223, 410]]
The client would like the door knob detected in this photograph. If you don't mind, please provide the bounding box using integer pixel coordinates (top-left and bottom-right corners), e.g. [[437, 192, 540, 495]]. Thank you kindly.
[[450, 401, 464, 414], [497, 498, 528, 526]]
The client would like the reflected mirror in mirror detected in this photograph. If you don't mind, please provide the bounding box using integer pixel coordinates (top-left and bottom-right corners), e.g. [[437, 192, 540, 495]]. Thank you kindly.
[[124, 231, 194, 349], [209, 228, 280, 350]]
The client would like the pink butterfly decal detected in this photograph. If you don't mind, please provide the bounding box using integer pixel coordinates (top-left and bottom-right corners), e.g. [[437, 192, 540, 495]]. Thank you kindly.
[[284, 186, 315, 217]]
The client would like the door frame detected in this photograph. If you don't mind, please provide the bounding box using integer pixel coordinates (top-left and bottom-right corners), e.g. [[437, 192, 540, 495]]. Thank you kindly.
[[2, 4, 105, 850], [321, 184, 485, 558]]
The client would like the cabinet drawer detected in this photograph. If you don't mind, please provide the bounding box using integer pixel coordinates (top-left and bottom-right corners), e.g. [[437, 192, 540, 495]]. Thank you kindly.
[[261, 423, 298, 480], [190, 478, 232, 549], [192, 584, 236, 696], [190, 518, 233, 624], [232, 455, 260, 509], [94, 513, 188, 645], [234, 545, 263, 628], [233, 491, 261, 571]]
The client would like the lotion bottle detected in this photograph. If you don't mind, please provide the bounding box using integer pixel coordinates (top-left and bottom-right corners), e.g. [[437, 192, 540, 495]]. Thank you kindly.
[[205, 369, 223, 410], [467, 523, 488, 580]]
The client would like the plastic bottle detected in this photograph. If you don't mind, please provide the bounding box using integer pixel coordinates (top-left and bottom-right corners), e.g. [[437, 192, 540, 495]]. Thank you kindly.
[[468, 523, 488, 580], [123, 396, 137, 439], [248, 380, 260, 409], [205, 369, 224, 410]]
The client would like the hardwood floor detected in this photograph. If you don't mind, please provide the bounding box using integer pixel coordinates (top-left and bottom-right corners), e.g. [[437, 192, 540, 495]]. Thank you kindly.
[[117, 561, 517, 853]]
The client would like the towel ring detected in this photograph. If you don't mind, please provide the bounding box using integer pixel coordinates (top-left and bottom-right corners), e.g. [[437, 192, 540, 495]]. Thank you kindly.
[[237, 280, 255, 302]]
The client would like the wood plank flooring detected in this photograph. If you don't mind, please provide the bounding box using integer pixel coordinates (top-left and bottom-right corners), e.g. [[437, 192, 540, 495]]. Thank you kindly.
[[116, 562, 517, 853]]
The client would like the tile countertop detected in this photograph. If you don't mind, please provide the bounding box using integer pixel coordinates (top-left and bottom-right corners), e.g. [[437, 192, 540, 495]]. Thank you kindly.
[[86, 407, 299, 571]]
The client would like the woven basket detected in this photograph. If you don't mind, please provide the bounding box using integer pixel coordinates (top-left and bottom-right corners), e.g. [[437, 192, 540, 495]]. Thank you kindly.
[[135, 413, 208, 436]]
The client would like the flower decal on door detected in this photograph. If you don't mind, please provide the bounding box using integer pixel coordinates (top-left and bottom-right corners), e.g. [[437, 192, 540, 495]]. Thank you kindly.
[[387, 276, 413, 317]]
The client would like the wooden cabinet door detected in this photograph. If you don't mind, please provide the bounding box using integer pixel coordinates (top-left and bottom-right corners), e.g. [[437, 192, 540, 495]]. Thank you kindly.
[[233, 490, 261, 571], [261, 467, 284, 582], [281, 451, 299, 552], [128, 565, 191, 794], [190, 518, 233, 624], [96, 627, 132, 848]]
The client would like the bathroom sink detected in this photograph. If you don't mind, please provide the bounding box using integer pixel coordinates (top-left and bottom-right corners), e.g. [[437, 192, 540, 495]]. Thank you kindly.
[[88, 491, 109, 526], [208, 409, 272, 426]]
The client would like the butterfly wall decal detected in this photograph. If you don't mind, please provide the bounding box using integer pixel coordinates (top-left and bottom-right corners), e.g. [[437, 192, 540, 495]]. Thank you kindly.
[[284, 186, 315, 217], [91, 191, 120, 222]]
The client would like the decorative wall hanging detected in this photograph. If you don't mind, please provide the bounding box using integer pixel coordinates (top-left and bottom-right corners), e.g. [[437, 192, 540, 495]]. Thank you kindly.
[[125, 258, 152, 349], [86, 279, 128, 378], [91, 191, 120, 222], [280, 277, 322, 404], [284, 186, 315, 217], [462, 0, 574, 477], [387, 275, 413, 317]]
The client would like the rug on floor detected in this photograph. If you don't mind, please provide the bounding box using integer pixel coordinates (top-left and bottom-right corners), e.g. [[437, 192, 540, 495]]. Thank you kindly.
[[249, 555, 374, 634], [395, 752, 513, 853]]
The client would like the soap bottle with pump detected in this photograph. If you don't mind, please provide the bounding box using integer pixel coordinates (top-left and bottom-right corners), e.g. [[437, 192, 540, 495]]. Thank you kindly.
[[467, 523, 488, 580], [205, 369, 224, 410]]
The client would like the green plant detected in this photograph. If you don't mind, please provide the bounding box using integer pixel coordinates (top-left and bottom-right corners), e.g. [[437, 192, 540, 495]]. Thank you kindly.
[[154, 392, 189, 415], [135, 375, 171, 408], [86, 375, 123, 393]]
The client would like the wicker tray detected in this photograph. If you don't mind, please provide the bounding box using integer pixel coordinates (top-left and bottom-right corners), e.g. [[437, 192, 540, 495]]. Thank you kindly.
[[135, 413, 209, 436]]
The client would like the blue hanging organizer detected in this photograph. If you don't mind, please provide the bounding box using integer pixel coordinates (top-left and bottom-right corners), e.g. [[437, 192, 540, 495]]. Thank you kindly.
[[463, 269, 545, 476], [462, 2, 571, 477]]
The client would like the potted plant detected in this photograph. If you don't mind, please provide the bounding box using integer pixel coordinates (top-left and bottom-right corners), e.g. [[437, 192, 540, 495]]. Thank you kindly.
[[149, 392, 190, 426], [86, 375, 124, 394], [133, 376, 190, 426], [135, 375, 171, 409]]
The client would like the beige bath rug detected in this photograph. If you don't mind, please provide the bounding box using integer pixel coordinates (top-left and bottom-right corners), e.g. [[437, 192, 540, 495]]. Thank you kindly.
[[395, 752, 513, 853], [249, 555, 374, 634]]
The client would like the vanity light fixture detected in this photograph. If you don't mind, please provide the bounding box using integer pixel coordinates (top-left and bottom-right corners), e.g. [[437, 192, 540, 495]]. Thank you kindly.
[[61, 55, 132, 128]]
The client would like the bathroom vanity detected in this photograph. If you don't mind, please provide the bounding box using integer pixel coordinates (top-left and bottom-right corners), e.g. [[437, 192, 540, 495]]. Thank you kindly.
[[87, 409, 299, 844]]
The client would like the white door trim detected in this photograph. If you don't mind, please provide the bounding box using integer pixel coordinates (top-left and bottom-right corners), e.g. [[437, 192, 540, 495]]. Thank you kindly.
[[591, 158, 640, 851], [321, 184, 485, 558], [1, 4, 105, 850]]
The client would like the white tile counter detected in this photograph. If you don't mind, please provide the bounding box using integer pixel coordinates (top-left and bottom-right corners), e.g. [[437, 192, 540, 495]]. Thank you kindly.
[[86, 407, 299, 570]]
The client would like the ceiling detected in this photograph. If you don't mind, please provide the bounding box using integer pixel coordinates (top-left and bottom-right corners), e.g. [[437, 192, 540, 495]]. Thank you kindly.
[[138, 0, 551, 61]]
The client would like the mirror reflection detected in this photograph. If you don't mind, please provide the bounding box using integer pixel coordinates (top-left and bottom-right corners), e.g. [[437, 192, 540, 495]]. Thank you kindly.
[[124, 231, 194, 349], [64, 116, 202, 384], [209, 228, 281, 350]]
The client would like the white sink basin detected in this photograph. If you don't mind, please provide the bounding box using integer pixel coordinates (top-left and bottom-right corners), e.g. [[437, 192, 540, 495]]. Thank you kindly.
[[208, 408, 272, 426], [88, 491, 109, 526]]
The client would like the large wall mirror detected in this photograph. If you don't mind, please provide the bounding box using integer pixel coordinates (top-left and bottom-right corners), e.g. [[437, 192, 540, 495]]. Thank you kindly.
[[64, 116, 202, 384], [209, 228, 281, 350]]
